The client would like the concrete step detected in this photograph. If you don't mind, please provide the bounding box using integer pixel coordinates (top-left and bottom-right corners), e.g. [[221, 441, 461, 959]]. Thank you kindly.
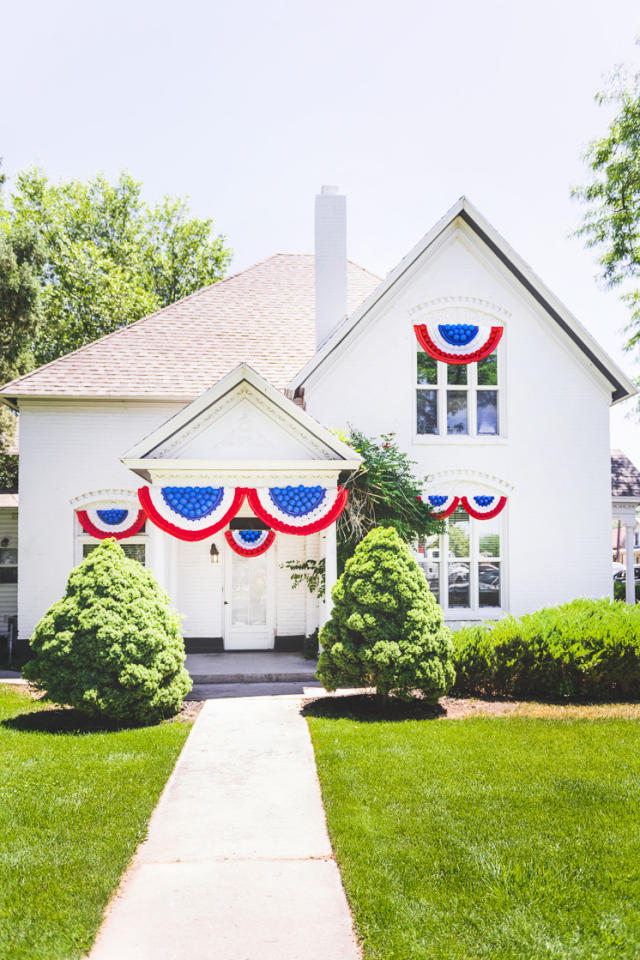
[[189, 670, 317, 684]]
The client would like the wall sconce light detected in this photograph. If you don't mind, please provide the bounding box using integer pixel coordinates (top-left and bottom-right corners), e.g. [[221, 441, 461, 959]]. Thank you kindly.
[[209, 543, 219, 564]]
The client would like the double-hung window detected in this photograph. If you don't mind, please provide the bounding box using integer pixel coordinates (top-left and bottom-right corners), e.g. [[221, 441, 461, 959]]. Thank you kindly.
[[416, 351, 500, 437], [417, 507, 503, 613]]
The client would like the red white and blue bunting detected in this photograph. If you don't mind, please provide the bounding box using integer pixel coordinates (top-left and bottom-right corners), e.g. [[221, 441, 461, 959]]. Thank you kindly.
[[225, 528, 275, 557], [246, 485, 349, 535], [427, 494, 507, 520], [414, 322, 503, 365], [138, 485, 246, 541], [77, 506, 146, 540]]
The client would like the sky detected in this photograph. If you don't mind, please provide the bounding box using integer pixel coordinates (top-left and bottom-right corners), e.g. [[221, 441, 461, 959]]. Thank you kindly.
[[3, 0, 640, 460]]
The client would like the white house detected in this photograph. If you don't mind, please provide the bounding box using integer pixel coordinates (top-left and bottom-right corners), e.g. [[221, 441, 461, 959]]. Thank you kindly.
[[0, 190, 635, 657]]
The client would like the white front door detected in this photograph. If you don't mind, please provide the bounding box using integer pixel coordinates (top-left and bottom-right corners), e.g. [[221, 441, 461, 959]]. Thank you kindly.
[[224, 544, 275, 649]]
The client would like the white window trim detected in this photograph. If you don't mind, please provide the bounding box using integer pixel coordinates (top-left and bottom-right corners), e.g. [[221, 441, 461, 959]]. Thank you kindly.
[[419, 507, 508, 620], [74, 514, 149, 566], [413, 338, 506, 443]]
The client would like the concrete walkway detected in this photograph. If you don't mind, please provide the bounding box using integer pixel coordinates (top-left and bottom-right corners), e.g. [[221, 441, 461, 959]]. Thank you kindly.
[[89, 694, 360, 960]]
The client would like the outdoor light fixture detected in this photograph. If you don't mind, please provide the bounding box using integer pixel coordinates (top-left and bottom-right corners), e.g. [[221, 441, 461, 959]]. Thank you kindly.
[[209, 543, 219, 564]]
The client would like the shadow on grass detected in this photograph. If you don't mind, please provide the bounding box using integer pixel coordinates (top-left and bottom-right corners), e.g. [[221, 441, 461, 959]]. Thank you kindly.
[[302, 693, 445, 723], [1, 707, 147, 735]]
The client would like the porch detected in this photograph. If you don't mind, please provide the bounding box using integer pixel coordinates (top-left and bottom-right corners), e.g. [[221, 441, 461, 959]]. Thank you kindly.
[[185, 651, 318, 684]]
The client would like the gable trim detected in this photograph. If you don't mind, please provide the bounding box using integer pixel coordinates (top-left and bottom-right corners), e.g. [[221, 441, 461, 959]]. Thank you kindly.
[[292, 198, 636, 405]]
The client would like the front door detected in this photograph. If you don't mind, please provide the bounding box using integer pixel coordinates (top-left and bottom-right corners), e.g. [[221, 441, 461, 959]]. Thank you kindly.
[[224, 544, 274, 649]]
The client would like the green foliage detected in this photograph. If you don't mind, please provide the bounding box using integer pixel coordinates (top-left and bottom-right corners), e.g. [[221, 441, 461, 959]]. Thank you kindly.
[[337, 429, 443, 568], [453, 597, 640, 701], [304, 628, 319, 660], [3, 167, 232, 366], [281, 557, 325, 596], [613, 578, 640, 602], [23, 539, 192, 724], [574, 60, 640, 352], [317, 526, 455, 701]]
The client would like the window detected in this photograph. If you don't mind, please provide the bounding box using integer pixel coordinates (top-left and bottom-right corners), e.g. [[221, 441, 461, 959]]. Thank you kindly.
[[416, 351, 500, 437], [82, 542, 146, 565], [417, 507, 503, 612], [0, 547, 18, 584]]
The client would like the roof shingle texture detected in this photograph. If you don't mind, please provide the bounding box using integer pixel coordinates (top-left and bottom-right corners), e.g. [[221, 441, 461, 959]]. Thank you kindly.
[[0, 255, 380, 400], [611, 449, 640, 498]]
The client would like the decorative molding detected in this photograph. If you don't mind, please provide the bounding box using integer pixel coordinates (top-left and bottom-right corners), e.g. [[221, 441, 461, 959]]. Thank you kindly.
[[69, 488, 139, 508], [407, 295, 512, 321], [145, 469, 342, 486], [149, 383, 336, 462], [424, 469, 515, 495], [612, 502, 639, 521]]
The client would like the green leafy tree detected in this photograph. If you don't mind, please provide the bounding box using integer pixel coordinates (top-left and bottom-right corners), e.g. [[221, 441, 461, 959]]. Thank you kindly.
[[337, 429, 444, 567], [23, 539, 192, 725], [5, 168, 232, 365], [574, 61, 640, 351], [317, 526, 455, 702]]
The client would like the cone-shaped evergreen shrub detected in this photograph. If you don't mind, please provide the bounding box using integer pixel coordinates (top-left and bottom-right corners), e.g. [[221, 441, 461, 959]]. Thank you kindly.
[[23, 538, 192, 725], [317, 526, 455, 701]]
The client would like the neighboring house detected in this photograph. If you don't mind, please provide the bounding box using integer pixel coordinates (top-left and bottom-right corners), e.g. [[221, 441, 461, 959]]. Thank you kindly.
[[611, 449, 640, 600], [0, 191, 636, 654]]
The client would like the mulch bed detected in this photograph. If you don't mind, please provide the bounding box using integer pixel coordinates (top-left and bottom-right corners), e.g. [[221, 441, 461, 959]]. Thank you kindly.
[[302, 691, 517, 722]]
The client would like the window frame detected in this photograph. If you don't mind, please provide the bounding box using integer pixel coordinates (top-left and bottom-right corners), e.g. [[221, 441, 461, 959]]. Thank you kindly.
[[417, 506, 507, 619], [75, 512, 148, 567], [414, 337, 506, 443]]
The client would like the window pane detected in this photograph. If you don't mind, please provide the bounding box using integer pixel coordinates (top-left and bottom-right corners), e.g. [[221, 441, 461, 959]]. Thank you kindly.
[[0, 567, 17, 584], [122, 543, 146, 566], [417, 353, 438, 385], [82, 542, 146, 565], [477, 354, 498, 386], [479, 517, 500, 558], [447, 391, 468, 434], [479, 562, 501, 607], [448, 562, 470, 607], [0, 548, 17, 566], [447, 364, 467, 386], [477, 390, 498, 434], [417, 534, 440, 603], [448, 509, 470, 557], [417, 390, 438, 434]]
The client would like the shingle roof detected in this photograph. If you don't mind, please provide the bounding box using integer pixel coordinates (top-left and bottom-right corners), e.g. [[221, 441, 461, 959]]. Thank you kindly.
[[0, 255, 380, 401], [611, 449, 640, 498]]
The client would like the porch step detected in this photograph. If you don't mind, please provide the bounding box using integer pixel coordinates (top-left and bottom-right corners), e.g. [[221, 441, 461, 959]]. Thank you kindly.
[[189, 670, 317, 684], [185, 652, 318, 685]]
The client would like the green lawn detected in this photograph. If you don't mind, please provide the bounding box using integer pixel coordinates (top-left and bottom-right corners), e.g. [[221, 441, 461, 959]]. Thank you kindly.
[[0, 684, 190, 960], [308, 707, 640, 960]]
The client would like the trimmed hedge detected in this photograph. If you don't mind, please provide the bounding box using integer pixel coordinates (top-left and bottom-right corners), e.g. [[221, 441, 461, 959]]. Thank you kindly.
[[317, 526, 455, 702], [23, 538, 192, 725], [453, 598, 640, 701]]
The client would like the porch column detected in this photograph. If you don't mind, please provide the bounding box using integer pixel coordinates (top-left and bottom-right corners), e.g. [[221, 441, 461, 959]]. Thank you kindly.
[[323, 521, 338, 624], [625, 517, 636, 605]]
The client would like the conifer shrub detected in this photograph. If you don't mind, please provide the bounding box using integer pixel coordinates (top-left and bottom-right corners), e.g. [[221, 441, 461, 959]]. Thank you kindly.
[[317, 526, 455, 702], [453, 597, 640, 701], [23, 538, 192, 724]]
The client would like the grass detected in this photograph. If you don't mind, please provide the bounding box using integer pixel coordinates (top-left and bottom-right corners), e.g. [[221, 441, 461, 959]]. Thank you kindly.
[[0, 684, 191, 960], [308, 704, 640, 960]]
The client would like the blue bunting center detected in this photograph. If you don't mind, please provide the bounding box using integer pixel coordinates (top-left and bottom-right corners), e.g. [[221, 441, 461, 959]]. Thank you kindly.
[[269, 485, 327, 518], [237, 529, 264, 545], [438, 323, 479, 346], [161, 486, 225, 520], [428, 495, 448, 507], [474, 495, 495, 507], [96, 508, 128, 526]]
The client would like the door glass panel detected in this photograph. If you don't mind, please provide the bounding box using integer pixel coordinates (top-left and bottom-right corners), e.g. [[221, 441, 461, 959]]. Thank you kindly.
[[447, 391, 468, 434], [232, 553, 267, 626]]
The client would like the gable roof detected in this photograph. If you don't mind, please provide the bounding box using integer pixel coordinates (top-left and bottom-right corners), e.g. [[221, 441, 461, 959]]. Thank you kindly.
[[122, 363, 362, 479], [0, 254, 380, 403], [292, 197, 636, 404], [611, 449, 640, 499]]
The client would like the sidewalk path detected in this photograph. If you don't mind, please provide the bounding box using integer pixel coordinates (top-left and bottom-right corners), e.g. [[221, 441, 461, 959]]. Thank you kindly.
[[89, 695, 360, 960]]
